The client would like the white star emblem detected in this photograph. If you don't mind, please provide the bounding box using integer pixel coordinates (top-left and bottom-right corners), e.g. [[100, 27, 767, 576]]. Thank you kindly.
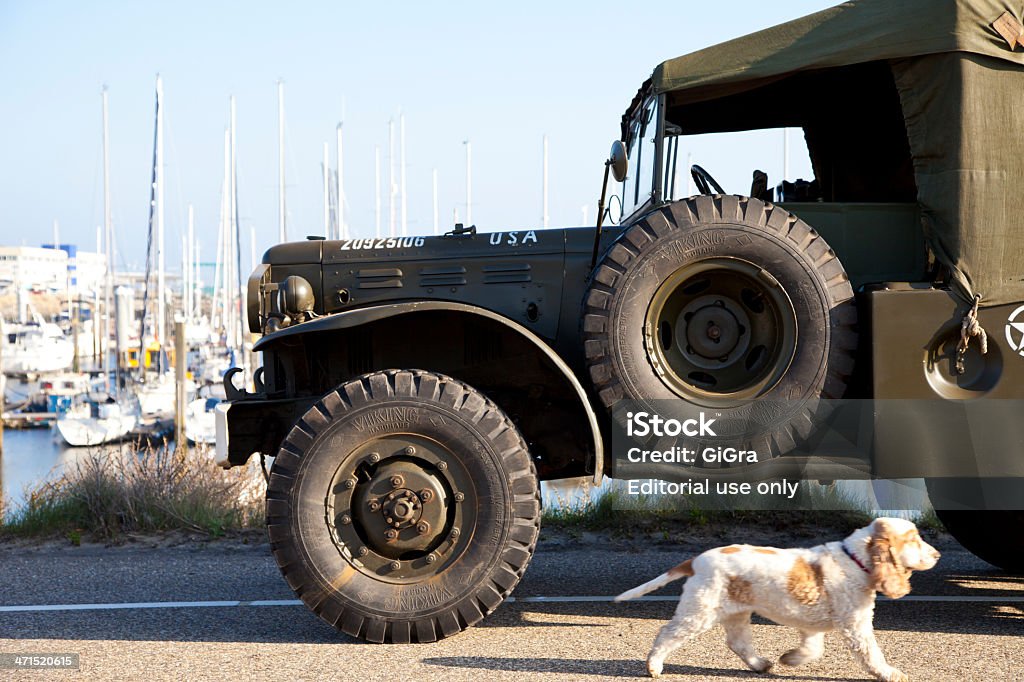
[[1007, 305, 1024, 355]]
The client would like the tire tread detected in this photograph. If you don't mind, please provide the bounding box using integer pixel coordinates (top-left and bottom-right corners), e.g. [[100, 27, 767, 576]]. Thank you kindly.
[[266, 368, 540, 643]]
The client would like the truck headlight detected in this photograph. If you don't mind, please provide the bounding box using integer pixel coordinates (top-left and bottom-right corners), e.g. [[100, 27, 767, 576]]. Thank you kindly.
[[279, 275, 315, 320]]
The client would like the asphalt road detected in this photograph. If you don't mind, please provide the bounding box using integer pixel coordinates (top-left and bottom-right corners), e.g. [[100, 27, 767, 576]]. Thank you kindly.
[[0, 531, 1021, 681]]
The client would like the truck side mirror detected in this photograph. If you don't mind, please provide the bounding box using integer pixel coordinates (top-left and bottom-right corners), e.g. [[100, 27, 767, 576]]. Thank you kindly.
[[609, 140, 628, 183]]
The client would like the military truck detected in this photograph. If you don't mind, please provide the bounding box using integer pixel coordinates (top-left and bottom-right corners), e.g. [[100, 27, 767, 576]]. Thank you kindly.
[[217, 0, 1024, 643]]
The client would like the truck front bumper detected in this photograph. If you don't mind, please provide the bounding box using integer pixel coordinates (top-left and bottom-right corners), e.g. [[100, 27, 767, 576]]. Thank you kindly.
[[214, 395, 318, 469], [214, 402, 232, 468]]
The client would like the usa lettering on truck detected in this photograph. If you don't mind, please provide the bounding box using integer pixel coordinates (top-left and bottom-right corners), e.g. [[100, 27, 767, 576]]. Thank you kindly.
[[488, 231, 538, 246]]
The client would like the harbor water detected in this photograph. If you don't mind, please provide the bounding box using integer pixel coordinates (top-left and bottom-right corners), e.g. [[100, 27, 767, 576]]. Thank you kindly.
[[2, 427, 88, 512], [0, 426, 216, 516]]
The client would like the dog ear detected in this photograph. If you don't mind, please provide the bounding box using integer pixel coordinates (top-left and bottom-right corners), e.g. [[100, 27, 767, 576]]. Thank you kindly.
[[868, 522, 911, 599]]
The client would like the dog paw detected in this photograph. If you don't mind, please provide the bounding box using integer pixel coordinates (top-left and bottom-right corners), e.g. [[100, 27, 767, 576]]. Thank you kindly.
[[646, 658, 663, 678], [879, 669, 908, 682], [749, 657, 773, 674], [779, 649, 803, 667]]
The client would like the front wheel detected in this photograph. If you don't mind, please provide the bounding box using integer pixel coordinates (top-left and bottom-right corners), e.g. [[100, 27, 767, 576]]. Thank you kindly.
[[266, 369, 540, 642]]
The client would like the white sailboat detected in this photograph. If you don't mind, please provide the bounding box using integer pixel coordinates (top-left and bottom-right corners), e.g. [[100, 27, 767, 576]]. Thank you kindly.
[[2, 308, 75, 375], [56, 391, 140, 447]]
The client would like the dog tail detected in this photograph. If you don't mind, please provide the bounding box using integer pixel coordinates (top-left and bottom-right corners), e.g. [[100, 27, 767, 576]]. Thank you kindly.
[[614, 558, 694, 602]]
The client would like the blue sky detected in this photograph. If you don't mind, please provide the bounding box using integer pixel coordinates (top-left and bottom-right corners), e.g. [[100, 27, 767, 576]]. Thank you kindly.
[[0, 1, 835, 274]]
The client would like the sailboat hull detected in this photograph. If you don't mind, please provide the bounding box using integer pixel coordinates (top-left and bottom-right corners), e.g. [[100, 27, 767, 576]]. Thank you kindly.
[[57, 412, 138, 447], [185, 397, 217, 444]]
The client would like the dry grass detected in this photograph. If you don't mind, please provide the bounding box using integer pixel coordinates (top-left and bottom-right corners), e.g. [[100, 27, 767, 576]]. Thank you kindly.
[[1, 446, 266, 541], [542, 480, 898, 538], [1, 451, 947, 545]]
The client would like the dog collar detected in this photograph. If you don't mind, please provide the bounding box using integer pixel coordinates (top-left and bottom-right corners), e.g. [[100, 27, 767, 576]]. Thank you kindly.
[[842, 541, 871, 574]]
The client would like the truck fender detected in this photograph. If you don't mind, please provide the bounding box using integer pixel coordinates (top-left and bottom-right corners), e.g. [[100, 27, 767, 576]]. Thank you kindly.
[[254, 301, 605, 483]]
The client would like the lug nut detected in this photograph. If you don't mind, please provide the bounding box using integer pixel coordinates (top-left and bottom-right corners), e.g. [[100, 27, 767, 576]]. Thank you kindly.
[[419, 489, 433, 502], [358, 546, 368, 557], [437, 461, 448, 471], [386, 516, 394, 524], [404, 446, 416, 455], [368, 501, 380, 512], [416, 521, 431, 535], [385, 529, 398, 540], [390, 561, 401, 571], [368, 452, 380, 463], [426, 554, 436, 564], [342, 479, 355, 489], [339, 515, 351, 525], [450, 527, 460, 539], [454, 492, 465, 502], [390, 475, 404, 488]]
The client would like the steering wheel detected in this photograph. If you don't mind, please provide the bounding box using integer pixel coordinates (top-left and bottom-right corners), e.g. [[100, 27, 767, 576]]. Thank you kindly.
[[690, 164, 725, 196]]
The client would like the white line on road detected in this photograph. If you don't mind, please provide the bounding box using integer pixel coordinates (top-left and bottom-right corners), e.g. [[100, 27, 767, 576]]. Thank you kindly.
[[0, 595, 1022, 614]]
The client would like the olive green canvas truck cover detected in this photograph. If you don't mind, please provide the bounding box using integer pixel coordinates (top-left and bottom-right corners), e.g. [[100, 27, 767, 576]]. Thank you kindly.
[[649, 0, 1024, 307]]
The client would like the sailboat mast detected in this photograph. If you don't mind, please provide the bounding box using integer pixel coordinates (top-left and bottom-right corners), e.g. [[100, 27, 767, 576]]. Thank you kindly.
[[277, 80, 287, 244], [229, 96, 239, 351], [102, 86, 114, 390], [156, 75, 165, 346], [136, 76, 161, 383], [388, 119, 395, 237], [230, 96, 247, 379], [214, 128, 227, 336], [400, 113, 407, 237], [193, 240, 201, 323], [185, 205, 194, 320], [337, 123, 346, 239]]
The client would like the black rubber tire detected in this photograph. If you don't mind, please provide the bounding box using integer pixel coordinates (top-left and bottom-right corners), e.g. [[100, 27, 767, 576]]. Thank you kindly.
[[583, 195, 857, 457], [266, 369, 540, 643], [926, 478, 1024, 573], [932, 510, 1024, 573]]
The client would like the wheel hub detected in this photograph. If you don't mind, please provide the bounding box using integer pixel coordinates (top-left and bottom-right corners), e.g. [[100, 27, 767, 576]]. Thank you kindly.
[[327, 434, 474, 584], [382, 490, 420, 526], [680, 296, 750, 366], [352, 458, 449, 559], [644, 257, 797, 402]]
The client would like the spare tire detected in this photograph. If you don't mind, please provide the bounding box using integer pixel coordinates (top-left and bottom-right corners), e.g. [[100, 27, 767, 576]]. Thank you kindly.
[[583, 195, 857, 459]]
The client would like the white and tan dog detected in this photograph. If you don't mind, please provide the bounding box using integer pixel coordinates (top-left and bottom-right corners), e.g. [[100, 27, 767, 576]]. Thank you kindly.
[[616, 518, 939, 681]]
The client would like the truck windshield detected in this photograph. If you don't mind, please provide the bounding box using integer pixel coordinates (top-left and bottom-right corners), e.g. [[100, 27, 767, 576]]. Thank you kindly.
[[621, 96, 659, 219]]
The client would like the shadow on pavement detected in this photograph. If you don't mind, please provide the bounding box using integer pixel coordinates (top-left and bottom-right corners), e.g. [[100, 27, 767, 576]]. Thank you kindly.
[[478, 599, 1024, 636], [421, 656, 860, 680]]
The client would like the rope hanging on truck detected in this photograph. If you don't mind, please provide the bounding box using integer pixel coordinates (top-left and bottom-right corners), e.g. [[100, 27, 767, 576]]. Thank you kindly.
[[955, 293, 987, 375]]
